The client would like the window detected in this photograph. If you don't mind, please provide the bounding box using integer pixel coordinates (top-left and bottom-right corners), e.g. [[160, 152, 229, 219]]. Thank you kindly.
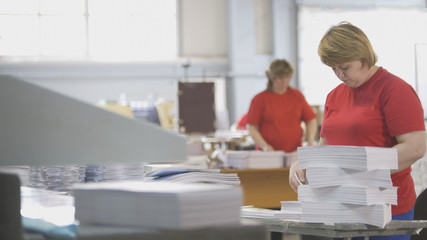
[[298, 7, 427, 106], [0, 0, 177, 60]]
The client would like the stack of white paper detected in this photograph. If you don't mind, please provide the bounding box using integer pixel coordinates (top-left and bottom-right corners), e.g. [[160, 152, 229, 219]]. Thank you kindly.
[[305, 167, 393, 188], [275, 201, 302, 221], [225, 150, 285, 169], [73, 181, 242, 229], [241, 206, 280, 219], [20, 187, 75, 226], [278, 145, 398, 228], [298, 146, 398, 171], [145, 168, 240, 185], [300, 202, 392, 227], [298, 185, 397, 205], [150, 172, 240, 185]]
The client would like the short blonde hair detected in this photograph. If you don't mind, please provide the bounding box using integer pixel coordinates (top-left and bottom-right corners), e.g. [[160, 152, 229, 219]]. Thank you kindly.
[[318, 22, 377, 68], [266, 59, 294, 91]]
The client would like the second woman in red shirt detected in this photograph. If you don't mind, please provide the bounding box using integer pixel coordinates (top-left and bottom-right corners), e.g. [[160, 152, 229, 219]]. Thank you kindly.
[[246, 59, 317, 153]]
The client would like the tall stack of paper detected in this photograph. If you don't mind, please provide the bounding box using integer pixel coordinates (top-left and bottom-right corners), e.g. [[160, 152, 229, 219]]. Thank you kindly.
[[276, 145, 398, 228], [225, 150, 285, 169], [73, 181, 242, 229]]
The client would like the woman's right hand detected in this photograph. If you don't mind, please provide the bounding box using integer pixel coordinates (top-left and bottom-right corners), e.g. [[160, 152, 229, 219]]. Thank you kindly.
[[289, 161, 306, 193]]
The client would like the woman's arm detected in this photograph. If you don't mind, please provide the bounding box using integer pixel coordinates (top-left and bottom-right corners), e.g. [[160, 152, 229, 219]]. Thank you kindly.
[[305, 118, 317, 146], [392, 130, 426, 174], [248, 124, 274, 151]]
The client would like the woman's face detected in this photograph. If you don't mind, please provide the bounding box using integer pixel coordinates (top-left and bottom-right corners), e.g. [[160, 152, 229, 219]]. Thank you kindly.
[[332, 60, 370, 88], [273, 76, 291, 93]]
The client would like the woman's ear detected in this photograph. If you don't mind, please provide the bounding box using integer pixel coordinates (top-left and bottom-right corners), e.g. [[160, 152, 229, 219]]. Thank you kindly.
[[360, 59, 368, 69]]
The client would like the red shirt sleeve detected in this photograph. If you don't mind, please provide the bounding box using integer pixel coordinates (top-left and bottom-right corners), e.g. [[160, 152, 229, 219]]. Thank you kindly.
[[382, 80, 425, 137], [236, 113, 248, 130]]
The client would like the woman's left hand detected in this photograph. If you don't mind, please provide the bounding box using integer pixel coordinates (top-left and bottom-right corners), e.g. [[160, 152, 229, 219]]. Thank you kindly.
[[289, 161, 306, 193]]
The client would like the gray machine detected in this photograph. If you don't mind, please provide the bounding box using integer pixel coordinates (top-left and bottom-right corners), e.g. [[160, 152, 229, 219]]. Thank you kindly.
[[0, 75, 187, 166]]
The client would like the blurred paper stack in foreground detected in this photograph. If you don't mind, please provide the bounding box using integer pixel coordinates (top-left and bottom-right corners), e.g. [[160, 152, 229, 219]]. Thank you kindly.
[[276, 146, 398, 228], [73, 181, 242, 229]]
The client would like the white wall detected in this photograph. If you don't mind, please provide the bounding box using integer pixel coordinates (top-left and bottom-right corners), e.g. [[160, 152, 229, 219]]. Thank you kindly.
[[179, 0, 227, 57], [254, 0, 273, 55]]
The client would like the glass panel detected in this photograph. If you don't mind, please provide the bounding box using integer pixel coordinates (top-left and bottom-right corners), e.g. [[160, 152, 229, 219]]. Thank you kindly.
[[40, 0, 85, 15], [0, 0, 177, 59], [89, 0, 176, 60], [0, 16, 39, 55], [127, 0, 174, 16], [89, 15, 176, 60], [299, 7, 427, 105], [89, 0, 175, 16], [88, 16, 124, 58], [88, 0, 128, 16], [0, 0, 38, 14], [40, 16, 86, 56]]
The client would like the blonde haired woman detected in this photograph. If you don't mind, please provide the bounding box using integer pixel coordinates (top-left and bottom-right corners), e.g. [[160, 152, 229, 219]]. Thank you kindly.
[[247, 59, 317, 152], [289, 22, 426, 240]]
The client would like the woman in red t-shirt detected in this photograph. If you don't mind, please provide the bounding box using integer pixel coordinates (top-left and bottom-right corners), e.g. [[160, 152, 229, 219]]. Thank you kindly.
[[246, 59, 317, 153], [289, 22, 426, 240]]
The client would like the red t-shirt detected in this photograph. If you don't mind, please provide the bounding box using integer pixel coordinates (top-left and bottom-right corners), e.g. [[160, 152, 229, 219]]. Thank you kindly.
[[321, 67, 425, 216], [236, 113, 248, 130], [247, 88, 316, 152]]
